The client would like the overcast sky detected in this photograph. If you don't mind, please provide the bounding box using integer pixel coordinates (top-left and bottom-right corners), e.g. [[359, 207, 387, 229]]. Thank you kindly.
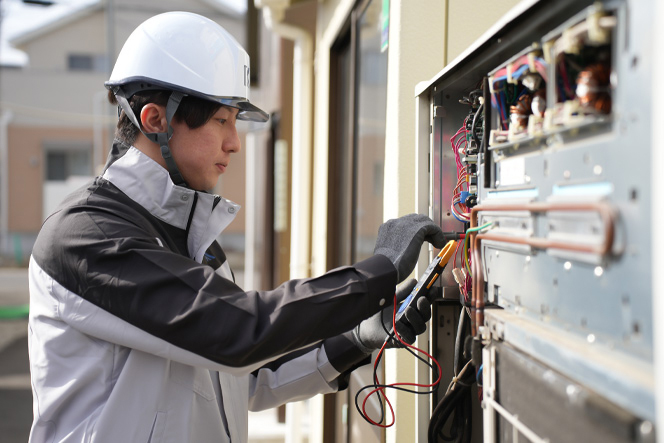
[[0, 0, 246, 66]]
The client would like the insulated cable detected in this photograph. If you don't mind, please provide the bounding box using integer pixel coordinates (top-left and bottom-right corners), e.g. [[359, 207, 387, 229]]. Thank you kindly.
[[354, 294, 443, 428]]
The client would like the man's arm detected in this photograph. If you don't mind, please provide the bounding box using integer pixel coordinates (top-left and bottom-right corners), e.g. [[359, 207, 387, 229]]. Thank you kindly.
[[32, 203, 397, 375], [248, 334, 369, 411]]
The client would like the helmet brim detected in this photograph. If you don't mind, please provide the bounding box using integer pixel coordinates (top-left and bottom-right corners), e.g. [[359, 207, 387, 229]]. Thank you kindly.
[[105, 78, 270, 123]]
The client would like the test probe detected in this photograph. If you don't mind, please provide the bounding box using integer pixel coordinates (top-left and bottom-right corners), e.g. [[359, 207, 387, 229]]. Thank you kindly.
[[394, 239, 457, 328]]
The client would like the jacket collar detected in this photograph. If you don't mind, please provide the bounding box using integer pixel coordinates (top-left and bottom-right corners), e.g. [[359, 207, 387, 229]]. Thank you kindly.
[[102, 140, 240, 262]]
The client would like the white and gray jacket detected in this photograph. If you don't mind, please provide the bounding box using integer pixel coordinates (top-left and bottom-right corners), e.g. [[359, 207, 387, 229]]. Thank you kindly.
[[28, 140, 397, 443]]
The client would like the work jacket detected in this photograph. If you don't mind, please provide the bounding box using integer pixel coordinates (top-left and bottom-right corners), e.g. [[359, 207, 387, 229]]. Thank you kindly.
[[28, 140, 397, 443]]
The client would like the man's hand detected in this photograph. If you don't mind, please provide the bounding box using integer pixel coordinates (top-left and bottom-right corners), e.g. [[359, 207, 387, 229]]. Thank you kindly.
[[346, 279, 432, 354], [374, 213, 446, 282]]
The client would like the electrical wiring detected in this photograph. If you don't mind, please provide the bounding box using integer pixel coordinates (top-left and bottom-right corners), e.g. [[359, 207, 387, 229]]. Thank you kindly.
[[428, 371, 475, 443], [490, 56, 549, 133], [463, 222, 493, 277], [453, 310, 466, 376], [470, 102, 484, 148], [428, 311, 476, 443], [354, 294, 443, 428], [449, 119, 474, 223], [444, 360, 473, 396]]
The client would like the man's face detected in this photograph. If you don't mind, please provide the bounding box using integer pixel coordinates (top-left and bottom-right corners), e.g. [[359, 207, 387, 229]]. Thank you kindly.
[[168, 106, 241, 191]]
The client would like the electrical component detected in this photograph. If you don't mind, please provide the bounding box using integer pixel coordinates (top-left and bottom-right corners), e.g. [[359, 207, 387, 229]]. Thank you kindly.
[[395, 240, 457, 327], [419, 1, 653, 440], [488, 51, 548, 144]]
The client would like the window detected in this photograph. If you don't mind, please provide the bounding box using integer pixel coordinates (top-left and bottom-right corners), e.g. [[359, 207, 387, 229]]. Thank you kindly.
[[67, 54, 108, 72], [44, 145, 92, 181], [328, 0, 388, 267]]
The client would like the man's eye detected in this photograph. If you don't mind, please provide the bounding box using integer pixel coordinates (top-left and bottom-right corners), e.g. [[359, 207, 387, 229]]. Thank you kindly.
[[218, 119, 227, 125]]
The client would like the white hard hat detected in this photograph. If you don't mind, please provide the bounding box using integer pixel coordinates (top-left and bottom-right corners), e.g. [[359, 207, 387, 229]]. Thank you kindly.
[[105, 11, 268, 123]]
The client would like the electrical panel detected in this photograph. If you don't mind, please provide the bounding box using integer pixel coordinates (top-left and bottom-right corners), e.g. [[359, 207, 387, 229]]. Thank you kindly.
[[418, 0, 656, 441]]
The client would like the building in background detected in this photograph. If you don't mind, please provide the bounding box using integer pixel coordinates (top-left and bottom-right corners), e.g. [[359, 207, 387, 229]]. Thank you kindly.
[[0, 0, 276, 275]]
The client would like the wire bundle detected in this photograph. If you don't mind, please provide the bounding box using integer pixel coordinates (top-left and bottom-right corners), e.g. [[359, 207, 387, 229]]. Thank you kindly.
[[355, 294, 443, 428], [490, 55, 548, 130], [428, 310, 477, 443], [450, 120, 471, 223]]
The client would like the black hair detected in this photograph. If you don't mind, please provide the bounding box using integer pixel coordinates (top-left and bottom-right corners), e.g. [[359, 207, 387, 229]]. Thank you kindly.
[[107, 90, 223, 144]]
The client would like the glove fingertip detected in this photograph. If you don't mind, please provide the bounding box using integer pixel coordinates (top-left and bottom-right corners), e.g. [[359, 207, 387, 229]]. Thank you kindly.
[[416, 296, 432, 321], [429, 230, 447, 248], [397, 329, 415, 345], [404, 307, 427, 335]]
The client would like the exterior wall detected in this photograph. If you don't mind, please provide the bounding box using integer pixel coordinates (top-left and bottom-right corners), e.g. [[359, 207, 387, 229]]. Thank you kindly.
[[20, 10, 106, 71], [381, 2, 446, 442], [306, 0, 526, 442], [7, 10, 109, 129], [311, 0, 355, 277], [446, 0, 522, 64], [4, 124, 98, 264], [7, 124, 102, 231]]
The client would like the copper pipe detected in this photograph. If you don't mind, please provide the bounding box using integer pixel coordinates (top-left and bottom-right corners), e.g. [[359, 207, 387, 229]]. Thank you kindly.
[[469, 202, 617, 336]]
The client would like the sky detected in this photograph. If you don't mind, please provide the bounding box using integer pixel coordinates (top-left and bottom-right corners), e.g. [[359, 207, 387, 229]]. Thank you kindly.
[[0, 0, 246, 66]]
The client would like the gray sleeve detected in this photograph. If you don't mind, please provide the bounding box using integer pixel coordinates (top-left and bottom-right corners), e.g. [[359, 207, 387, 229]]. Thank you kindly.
[[247, 335, 370, 411], [33, 206, 398, 371]]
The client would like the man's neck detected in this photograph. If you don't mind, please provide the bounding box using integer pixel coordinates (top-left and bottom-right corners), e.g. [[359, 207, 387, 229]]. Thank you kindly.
[[133, 134, 168, 171]]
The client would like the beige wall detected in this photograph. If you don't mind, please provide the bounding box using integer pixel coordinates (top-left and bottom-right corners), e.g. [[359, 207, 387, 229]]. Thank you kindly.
[[21, 11, 106, 71], [446, 0, 522, 64], [7, 124, 95, 232]]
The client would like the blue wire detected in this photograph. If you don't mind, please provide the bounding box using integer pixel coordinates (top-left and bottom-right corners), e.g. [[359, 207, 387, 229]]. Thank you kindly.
[[451, 209, 468, 223], [492, 64, 530, 84], [477, 364, 483, 385]]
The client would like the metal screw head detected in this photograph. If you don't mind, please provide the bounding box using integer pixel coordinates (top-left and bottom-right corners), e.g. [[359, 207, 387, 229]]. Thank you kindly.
[[228, 207, 236, 214]]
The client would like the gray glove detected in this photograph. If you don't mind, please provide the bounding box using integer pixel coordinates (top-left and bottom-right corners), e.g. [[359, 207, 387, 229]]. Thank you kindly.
[[346, 279, 432, 354], [374, 213, 446, 282]]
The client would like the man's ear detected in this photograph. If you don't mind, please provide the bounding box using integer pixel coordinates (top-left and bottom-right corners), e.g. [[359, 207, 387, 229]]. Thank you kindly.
[[140, 103, 168, 133]]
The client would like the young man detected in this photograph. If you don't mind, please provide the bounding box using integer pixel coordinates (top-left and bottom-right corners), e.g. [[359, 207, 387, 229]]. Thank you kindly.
[[27, 12, 444, 443]]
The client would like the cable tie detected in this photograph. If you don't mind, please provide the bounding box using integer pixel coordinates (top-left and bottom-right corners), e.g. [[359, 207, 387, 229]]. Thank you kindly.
[[506, 63, 514, 84]]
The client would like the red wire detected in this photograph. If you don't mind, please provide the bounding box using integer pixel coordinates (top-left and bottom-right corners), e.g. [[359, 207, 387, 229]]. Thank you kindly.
[[360, 295, 443, 428]]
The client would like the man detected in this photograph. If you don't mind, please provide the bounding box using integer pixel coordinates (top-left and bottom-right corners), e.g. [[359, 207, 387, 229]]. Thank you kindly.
[[27, 12, 444, 443]]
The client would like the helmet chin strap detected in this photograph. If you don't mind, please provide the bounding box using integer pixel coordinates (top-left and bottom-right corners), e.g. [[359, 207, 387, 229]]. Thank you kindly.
[[113, 88, 187, 187]]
